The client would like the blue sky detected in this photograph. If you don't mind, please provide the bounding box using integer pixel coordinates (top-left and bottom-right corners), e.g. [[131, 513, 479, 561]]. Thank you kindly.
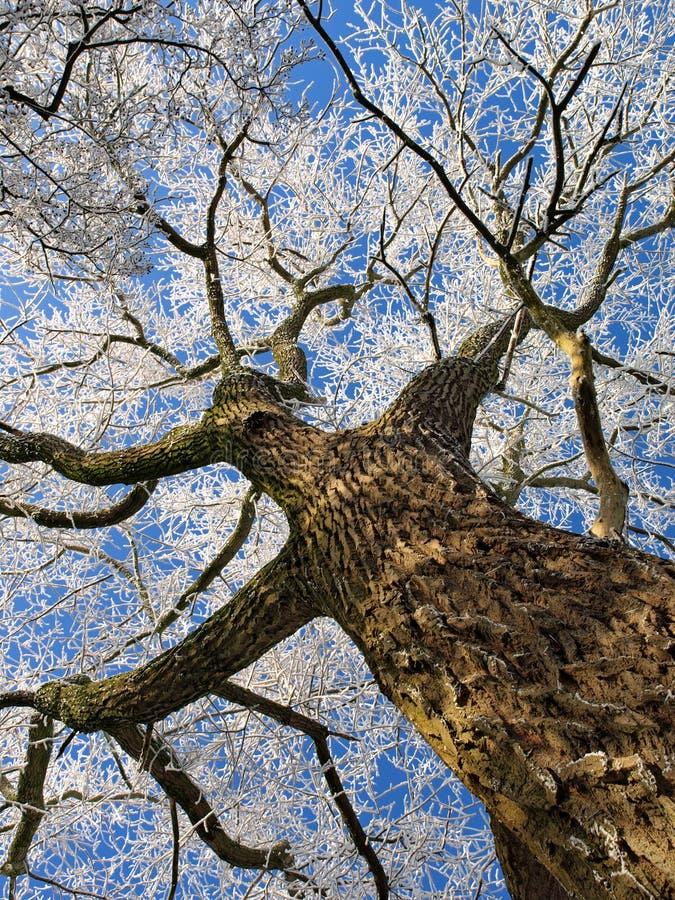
[[2, 0, 672, 896]]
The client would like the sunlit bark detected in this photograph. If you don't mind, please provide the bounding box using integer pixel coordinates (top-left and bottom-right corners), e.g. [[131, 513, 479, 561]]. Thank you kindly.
[[5, 353, 671, 898], [1, 0, 673, 896]]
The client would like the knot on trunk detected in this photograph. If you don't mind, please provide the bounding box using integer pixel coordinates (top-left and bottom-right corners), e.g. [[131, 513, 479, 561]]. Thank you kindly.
[[212, 368, 316, 411], [34, 676, 96, 732]]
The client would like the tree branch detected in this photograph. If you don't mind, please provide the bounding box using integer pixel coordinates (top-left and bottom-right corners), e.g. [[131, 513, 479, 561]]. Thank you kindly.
[[592, 348, 674, 396], [3, 4, 141, 120], [106, 487, 261, 660], [0, 715, 53, 877], [215, 681, 389, 898], [500, 259, 628, 536], [295, 0, 506, 257], [110, 723, 294, 871], [205, 132, 250, 373], [0, 419, 214, 487], [32, 546, 315, 731], [0, 481, 157, 529]]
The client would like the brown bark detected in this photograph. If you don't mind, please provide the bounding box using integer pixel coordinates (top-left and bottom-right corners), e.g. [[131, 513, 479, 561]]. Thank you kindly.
[[292, 371, 674, 899], [0, 716, 53, 877], [34, 546, 315, 731], [4, 358, 674, 898], [491, 820, 572, 900]]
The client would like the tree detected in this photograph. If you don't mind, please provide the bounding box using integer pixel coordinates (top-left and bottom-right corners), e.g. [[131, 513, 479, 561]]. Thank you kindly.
[[0, 0, 673, 896]]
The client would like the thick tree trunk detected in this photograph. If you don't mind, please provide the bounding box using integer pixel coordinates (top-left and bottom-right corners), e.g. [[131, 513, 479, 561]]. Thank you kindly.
[[20, 358, 674, 898], [294, 409, 673, 899]]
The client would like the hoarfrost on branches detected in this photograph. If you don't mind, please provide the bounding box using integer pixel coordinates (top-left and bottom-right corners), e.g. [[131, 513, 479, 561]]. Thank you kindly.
[[0, 0, 672, 896]]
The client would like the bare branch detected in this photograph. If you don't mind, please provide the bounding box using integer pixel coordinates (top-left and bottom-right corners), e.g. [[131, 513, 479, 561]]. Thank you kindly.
[[206, 130, 250, 373], [493, 29, 600, 231], [106, 486, 261, 660], [500, 259, 628, 536], [216, 681, 389, 899], [0, 692, 37, 711], [134, 194, 207, 260], [620, 192, 675, 248], [0, 481, 157, 529], [295, 0, 506, 257], [497, 5, 600, 186], [505, 157, 533, 252], [3, 4, 142, 120], [111, 723, 294, 870], [24, 865, 107, 899], [0, 715, 53, 877], [167, 800, 180, 900]]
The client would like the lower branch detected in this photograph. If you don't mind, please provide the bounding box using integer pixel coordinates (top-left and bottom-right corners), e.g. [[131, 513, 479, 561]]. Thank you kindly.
[[0, 715, 53, 877], [31, 545, 315, 731], [216, 681, 390, 899], [111, 724, 294, 870], [0, 420, 215, 486]]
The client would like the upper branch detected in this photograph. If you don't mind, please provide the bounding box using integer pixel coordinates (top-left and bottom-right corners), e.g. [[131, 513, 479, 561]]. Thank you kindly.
[[493, 28, 601, 246], [3, 3, 140, 121], [0, 419, 214, 487], [206, 132, 250, 373], [295, 0, 506, 257], [500, 259, 629, 537]]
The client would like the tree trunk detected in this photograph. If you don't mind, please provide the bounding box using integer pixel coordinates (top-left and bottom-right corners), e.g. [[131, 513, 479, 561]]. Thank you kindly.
[[293, 392, 674, 899], [26, 358, 675, 898], [491, 820, 573, 900]]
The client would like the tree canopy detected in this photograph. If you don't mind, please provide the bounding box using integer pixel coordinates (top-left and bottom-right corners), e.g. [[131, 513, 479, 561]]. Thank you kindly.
[[0, 1, 672, 897]]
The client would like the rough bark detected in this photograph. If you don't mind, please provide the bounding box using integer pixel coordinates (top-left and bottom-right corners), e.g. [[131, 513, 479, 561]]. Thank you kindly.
[[491, 820, 572, 900], [291, 361, 674, 899], [4, 357, 674, 898], [35, 545, 315, 731]]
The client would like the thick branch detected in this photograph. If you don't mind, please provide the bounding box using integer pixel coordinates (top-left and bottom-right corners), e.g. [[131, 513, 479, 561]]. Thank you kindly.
[[378, 357, 496, 456], [500, 259, 628, 536], [375, 310, 532, 458], [620, 191, 675, 248], [33, 546, 315, 731], [134, 195, 207, 259], [0, 419, 214, 487], [567, 331, 628, 537]]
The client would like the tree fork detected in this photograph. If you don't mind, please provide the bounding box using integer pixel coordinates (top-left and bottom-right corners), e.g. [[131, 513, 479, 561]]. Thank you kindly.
[[3, 357, 673, 898]]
